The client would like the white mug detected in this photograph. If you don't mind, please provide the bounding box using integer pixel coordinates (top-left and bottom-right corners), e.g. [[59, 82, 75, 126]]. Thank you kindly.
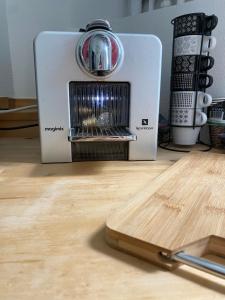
[[171, 91, 212, 109], [174, 35, 216, 56], [172, 127, 201, 145], [170, 108, 207, 126]]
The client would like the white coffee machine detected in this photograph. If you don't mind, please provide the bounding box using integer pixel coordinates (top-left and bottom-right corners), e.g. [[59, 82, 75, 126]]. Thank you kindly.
[[34, 19, 162, 162]]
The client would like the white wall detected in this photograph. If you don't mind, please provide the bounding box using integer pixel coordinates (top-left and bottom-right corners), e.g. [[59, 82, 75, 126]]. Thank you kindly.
[[3, 0, 225, 104], [4, 0, 129, 98], [112, 0, 225, 117], [0, 0, 13, 97]]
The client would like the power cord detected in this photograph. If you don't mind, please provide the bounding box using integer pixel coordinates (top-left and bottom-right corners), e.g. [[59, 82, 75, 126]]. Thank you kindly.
[[159, 141, 212, 153], [0, 104, 38, 130], [0, 124, 38, 130], [0, 105, 37, 114]]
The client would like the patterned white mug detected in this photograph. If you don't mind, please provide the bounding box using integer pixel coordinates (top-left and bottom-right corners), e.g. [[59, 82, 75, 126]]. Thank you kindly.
[[170, 108, 207, 126], [171, 91, 212, 109], [174, 35, 216, 56]]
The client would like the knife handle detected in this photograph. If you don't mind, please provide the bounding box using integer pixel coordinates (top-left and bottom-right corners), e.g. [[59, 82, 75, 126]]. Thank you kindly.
[[171, 251, 225, 279]]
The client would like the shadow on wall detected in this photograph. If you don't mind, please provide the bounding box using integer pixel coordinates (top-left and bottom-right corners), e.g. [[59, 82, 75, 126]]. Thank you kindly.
[[129, 0, 195, 15], [112, 0, 225, 117]]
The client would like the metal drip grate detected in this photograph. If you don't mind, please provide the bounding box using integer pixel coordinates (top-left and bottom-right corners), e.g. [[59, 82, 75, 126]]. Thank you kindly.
[[69, 127, 136, 142]]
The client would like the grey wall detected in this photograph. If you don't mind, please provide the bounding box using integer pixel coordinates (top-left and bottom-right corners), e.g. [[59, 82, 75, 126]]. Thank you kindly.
[[2, 0, 129, 98], [2, 0, 225, 104], [111, 0, 225, 117], [0, 0, 13, 97]]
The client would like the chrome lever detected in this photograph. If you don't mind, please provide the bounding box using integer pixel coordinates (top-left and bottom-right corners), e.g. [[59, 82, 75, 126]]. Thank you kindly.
[[76, 20, 123, 78], [88, 33, 112, 73]]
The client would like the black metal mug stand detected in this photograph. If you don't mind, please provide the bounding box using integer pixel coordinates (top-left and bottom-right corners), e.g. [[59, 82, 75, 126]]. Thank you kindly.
[[168, 13, 216, 146]]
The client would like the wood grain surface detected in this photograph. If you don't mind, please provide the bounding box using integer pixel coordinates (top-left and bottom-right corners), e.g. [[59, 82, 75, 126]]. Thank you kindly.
[[106, 152, 225, 270], [0, 138, 225, 299]]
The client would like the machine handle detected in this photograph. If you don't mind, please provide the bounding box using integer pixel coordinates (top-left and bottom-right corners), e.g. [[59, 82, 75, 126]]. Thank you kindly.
[[172, 251, 225, 279]]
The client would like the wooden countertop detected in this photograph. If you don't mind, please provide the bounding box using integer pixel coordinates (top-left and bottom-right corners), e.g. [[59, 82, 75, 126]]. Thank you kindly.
[[0, 138, 224, 300]]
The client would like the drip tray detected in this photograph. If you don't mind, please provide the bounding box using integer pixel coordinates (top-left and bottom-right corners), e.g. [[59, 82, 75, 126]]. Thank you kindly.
[[69, 127, 137, 143]]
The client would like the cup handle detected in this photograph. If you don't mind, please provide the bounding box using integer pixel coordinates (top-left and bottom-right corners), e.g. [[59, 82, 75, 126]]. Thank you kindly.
[[199, 74, 213, 89], [205, 56, 215, 71], [205, 15, 218, 32], [197, 111, 207, 126], [207, 36, 217, 50], [199, 92, 212, 108]]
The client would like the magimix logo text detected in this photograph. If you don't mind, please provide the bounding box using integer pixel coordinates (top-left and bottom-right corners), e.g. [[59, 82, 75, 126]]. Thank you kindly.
[[45, 126, 64, 132]]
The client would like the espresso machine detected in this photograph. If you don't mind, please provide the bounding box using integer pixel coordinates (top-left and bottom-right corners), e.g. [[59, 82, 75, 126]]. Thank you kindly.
[[34, 19, 162, 163]]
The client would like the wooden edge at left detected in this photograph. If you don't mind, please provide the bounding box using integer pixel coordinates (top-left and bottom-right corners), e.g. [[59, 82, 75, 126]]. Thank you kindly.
[[104, 225, 179, 270], [105, 224, 216, 272]]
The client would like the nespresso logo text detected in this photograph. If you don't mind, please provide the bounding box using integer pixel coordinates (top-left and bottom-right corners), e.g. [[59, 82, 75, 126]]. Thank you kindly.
[[136, 126, 153, 130], [45, 126, 64, 132]]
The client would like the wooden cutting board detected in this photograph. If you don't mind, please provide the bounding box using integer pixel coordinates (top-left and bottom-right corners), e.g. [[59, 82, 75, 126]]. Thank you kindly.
[[106, 152, 225, 270]]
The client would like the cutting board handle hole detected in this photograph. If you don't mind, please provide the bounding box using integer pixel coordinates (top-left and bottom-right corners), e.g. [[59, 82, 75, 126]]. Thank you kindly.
[[160, 251, 168, 257], [158, 251, 176, 267]]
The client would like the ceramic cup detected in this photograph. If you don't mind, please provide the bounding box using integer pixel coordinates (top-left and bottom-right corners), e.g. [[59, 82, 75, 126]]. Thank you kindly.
[[171, 91, 212, 109], [172, 13, 218, 38], [174, 35, 216, 56], [171, 73, 213, 91], [172, 127, 201, 145], [170, 108, 207, 126], [172, 55, 214, 73]]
